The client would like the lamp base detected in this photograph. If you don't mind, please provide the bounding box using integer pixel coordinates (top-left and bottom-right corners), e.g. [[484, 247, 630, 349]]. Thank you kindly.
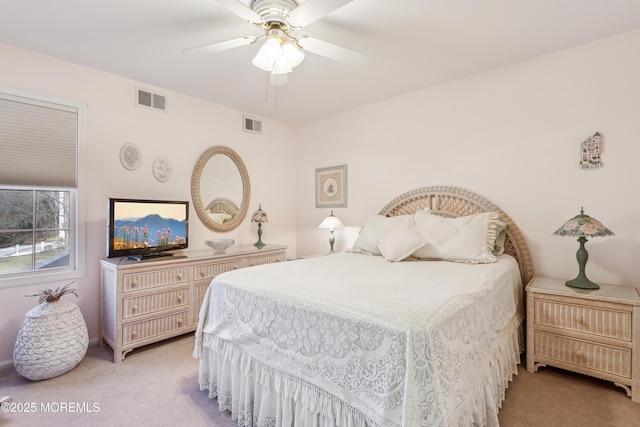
[[254, 223, 265, 249], [327, 231, 335, 255], [565, 275, 600, 290], [565, 236, 600, 290]]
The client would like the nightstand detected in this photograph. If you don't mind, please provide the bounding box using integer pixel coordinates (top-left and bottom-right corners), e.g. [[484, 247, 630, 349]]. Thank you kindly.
[[526, 276, 640, 402]]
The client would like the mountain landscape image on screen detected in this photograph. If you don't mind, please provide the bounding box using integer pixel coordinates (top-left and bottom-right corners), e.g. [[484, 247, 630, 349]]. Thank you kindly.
[[113, 214, 187, 250]]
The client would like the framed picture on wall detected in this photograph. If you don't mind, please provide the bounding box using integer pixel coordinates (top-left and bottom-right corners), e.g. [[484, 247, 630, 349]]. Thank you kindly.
[[315, 165, 347, 208]]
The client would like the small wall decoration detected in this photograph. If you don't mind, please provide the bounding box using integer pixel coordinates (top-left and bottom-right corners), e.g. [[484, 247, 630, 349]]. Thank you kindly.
[[119, 142, 142, 171], [316, 165, 347, 208], [580, 132, 602, 169], [153, 156, 172, 182]]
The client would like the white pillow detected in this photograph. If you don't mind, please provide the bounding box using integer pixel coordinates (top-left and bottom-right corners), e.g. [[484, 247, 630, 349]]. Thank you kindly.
[[377, 218, 425, 262], [412, 210, 500, 264], [351, 215, 413, 255], [493, 219, 508, 255]]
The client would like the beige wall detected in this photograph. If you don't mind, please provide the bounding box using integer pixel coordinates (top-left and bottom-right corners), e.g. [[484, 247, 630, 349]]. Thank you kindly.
[[2, 28, 640, 366], [296, 29, 640, 289], [0, 43, 298, 364]]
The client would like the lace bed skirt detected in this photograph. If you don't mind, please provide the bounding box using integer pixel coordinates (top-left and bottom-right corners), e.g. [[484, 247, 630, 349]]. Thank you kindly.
[[197, 314, 523, 427]]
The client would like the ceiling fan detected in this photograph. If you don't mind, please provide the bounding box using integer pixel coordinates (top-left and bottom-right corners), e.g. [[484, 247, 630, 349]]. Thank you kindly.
[[184, 0, 366, 85]]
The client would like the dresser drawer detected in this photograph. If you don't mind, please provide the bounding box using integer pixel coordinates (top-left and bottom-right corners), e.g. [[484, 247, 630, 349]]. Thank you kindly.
[[193, 260, 243, 281], [101, 244, 287, 362], [534, 298, 632, 341], [534, 331, 632, 378], [122, 310, 189, 345], [244, 252, 286, 267], [123, 267, 189, 292], [123, 288, 189, 319]]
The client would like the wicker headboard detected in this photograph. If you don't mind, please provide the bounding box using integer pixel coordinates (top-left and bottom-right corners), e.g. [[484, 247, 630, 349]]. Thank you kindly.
[[205, 197, 240, 216], [378, 186, 534, 286]]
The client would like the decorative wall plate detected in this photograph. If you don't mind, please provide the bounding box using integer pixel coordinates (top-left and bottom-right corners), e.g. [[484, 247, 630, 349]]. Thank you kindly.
[[153, 156, 172, 182], [119, 143, 142, 171]]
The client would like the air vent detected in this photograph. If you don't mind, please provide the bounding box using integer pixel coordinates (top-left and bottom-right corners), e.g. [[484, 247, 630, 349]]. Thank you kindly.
[[136, 87, 167, 112], [243, 116, 262, 134]]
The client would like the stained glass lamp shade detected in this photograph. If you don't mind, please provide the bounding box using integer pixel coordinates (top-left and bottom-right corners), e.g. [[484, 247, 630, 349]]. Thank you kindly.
[[251, 204, 268, 248], [553, 208, 614, 289], [318, 211, 343, 254]]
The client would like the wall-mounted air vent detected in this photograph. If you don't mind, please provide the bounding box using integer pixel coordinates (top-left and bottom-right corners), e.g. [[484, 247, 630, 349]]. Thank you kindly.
[[136, 87, 167, 112], [243, 115, 262, 134]]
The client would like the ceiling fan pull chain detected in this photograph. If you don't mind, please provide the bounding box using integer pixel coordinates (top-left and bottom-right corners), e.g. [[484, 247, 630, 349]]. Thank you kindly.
[[274, 76, 278, 108]]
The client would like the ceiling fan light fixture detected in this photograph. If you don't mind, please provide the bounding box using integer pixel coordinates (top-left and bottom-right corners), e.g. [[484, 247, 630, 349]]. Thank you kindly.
[[251, 30, 304, 74], [262, 35, 283, 59], [282, 41, 304, 67], [270, 64, 293, 75], [270, 73, 288, 86]]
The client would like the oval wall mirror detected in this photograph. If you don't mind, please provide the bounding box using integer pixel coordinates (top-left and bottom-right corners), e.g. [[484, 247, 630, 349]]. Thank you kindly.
[[191, 146, 251, 232]]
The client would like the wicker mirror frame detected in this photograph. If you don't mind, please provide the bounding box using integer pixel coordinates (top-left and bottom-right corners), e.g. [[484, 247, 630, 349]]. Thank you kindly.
[[191, 146, 251, 232]]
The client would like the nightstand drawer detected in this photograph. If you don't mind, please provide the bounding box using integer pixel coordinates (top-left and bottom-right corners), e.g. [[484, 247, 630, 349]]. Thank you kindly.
[[123, 288, 189, 319], [122, 310, 189, 345], [535, 331, 632, 378], [534, 298, 632, 341]]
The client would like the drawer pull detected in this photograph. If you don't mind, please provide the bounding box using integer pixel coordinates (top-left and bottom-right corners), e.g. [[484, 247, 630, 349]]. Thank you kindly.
[[132, 304, 139, 311], [131, 330, 138, 337], [576, 350, 584, 358], [177, 294, 183, 302], [575, 315, 582, 322], [176, 274, 182, 281], [177, 318, 184, 325], [130, 282, 137, 288]]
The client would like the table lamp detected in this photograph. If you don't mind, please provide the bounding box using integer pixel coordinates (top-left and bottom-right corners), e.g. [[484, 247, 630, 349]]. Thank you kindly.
[[251, 204, 268, 248], [318, 210, 343, 254], [553, 207, 614, 289]]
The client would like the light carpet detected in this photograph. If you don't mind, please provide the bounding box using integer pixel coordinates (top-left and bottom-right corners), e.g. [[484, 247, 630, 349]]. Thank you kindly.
[[1, 334, 639, 426]]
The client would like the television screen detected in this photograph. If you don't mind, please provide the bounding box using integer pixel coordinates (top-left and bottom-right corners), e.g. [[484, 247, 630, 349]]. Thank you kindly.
[[107, 198, 189, 259]]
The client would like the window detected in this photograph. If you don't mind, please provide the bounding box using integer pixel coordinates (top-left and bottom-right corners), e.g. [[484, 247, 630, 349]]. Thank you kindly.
[[0, 88, 84, 287], [0, 188, 74, 274]]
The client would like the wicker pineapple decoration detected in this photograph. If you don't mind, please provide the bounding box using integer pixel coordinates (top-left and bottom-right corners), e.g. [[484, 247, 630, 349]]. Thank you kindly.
[[13, 282, 88, 381]]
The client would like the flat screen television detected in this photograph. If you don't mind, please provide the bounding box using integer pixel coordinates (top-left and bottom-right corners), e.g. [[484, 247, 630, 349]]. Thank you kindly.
[[107, 198, 189, 259]]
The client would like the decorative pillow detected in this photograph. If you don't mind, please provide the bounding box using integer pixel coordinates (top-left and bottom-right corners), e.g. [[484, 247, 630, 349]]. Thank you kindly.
[[377, 218, 426, 262], [493, 219, 508, 255], [351, 215, 413, 255], [412, 210, 501, 264]]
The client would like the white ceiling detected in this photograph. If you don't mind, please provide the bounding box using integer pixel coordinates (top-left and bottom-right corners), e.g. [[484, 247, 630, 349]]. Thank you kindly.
[[1, 0, 640, 124]]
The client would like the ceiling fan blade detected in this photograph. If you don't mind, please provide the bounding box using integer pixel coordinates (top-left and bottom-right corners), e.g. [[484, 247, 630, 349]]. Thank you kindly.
[[288, 0, 354, 28], [298, 36, 365, 66], [183, 36, 257, 55], [215, 0, 263, 24]]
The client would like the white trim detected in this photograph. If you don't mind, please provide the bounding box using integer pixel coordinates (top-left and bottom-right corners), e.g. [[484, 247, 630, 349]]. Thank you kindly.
[[0, 86, 86, 289]]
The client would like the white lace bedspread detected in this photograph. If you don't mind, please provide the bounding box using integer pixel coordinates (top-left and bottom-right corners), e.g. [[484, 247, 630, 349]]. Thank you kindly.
[[194, 253, 522, 426]]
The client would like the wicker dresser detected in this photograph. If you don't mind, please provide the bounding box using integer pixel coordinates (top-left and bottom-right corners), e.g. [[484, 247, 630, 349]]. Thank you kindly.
[[526, 276, 640, 401], [100, 244, 286, 363]]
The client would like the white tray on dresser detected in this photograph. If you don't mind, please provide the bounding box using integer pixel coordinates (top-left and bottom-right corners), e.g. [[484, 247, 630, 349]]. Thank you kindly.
[[526, 276, 640, 402], [100, 244, 286, 363]]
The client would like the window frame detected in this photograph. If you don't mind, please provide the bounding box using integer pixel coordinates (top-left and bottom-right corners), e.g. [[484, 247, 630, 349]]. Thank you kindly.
[[0, 87, 85, 289]]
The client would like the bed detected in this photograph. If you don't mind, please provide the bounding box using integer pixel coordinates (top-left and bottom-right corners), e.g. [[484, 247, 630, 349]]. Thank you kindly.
[[194, 186, 534, 427]]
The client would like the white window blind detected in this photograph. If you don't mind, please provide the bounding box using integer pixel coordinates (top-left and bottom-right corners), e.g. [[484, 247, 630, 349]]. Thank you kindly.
[[0, 93, 78, 188]]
